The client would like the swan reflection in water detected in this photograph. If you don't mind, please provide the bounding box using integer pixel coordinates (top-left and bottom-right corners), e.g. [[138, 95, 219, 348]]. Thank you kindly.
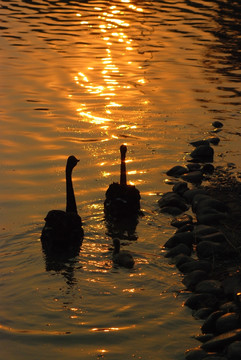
[[41, 156, 84, 285], [104, 145, 142, 240]]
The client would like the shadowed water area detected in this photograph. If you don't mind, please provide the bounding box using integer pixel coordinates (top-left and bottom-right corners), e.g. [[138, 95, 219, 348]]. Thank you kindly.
[[0, 0, 241, 359]]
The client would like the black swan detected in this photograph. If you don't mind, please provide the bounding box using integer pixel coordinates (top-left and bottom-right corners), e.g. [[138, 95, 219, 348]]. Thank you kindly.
[[112, 238, 134, 268], [41, 155, 84, 253], [104, 145, 141, 220]]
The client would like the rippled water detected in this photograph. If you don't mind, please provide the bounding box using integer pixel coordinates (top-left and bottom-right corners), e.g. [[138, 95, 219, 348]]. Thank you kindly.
[[1, 0, 241, 359]]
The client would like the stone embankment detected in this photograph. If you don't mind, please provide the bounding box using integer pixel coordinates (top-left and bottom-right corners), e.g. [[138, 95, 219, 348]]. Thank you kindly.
[[159, 121, 241, 360]]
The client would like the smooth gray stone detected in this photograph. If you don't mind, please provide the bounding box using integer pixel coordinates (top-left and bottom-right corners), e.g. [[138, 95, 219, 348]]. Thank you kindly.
[[178, 259, 212, 274], [220, 302, 239, 314], [227, 341, 241, 360], [195, 333, 214, 343], [194, 307, 214, 320], [206, 137, 220, 145], [190, 139, 210, 147], [165, 243, 192, 258], [164, 231, 194, 248], [185, 347, 207, 360], [201, 311, 225, 334], [194, 225, 219, 238], [216, 313, 241, 334], [171, 214, 193, 228], [185, 293, 217, 310], [174, 254, 195, 268], [190, 145, 214, 162], [195, 198, 228, 214], [196, 241, 225, 259], [186, 163, 201, 171], [158, 192, 189, 211], [201, 329, 241, 352], [195, 280, 223, 296], [166, 165, 187, 177], [182, 171, 203, 184], [197, 232, 227, 244], [182, 270, 208, 290], [160, 206, 184, 216], [183, 189, 208, 204], [212, 121, 223, 128], [192, 194, 213, 212], [196, 212, 227, 226], [176, 223, 194, 233], [172, 181, 189, 195]]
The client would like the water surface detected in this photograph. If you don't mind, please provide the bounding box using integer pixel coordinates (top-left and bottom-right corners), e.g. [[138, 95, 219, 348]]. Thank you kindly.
[[1, 0, 241, 359]]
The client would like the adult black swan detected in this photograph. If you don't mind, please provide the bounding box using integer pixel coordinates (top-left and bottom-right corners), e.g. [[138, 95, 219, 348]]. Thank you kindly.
[[41, 155, 84, 254], [104, 145, 141, 220]]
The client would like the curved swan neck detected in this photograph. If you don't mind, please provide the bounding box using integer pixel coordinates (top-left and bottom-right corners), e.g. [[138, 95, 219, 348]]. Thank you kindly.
[[66, 164, 78, 213], [120, 145, 127, 186]]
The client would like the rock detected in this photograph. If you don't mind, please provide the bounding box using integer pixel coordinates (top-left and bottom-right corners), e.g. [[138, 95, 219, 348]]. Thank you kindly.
[[222, 275, 241, 297], [192, 194, 213, 212], [202, 164, 215, 174], [219, 302, 239, 314], [190, 145, 214, 163], [183, 189, 208, 204], [194, 225, 219, 239], [176, 223, 194, 233], [182, 270, 209, 290], [185, 293, 218, 310], [186, 163, 201, 171], [182, 171, 204, 184], [178, 260, 212, 274], [158, 192, 189, 211], [194, 307, 214, 320], [195, 333, 213, 343], [196, 212, 227, 226], [212, 121, 223, 129], [185, 347, 207, 360], [206, 137, 220, 145], [196, 241, 225, 259], [190, 140, 210, 147], [201, 329, 241, 352], [202, 356, 227, 360], [216, 313, 241, 334], [196, 232, 227, 244], [174, 254, 195, 268], [166, 165, 187, 177], [171, 214, 193, 228], [201, 311, 226, 334], [227, 340, 241, 360], [165, 243, 192, 258], [195, 198, 228, 214], [160, 206, 185, 216], [164, 231, 194, 248], [195, 280, 223, 296], [172, 181, 189, 195]]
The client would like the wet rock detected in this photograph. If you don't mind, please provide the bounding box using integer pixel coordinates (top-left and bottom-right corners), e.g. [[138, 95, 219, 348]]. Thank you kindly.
[[158, 192, 189, 212], [219, 302, 239, 314], [182, 171, 204, 184], [190, 139, 210, 147], [222, 275, 241, 297], [160, 206, 185, 216], [182, 270, 209, 290], [166, 165, 187, 177], [165, 243, 192, 258], [192, 194, 213, 212], [196, 241, 225, 259], [212, 121, 223, 129], [174, 254, 195, 268], [185, 293, 218, 310], [171, 214, 193, 228], [176, 223, 194, 233], [202, 356, 227, 360], [196, 232, 227, 244], [201, 311, 226, 334], [195, 333, 214, 343], [216, 313, 241, 334], [196, 212, 227, 226], [201, 329, 241, 352], [164, 231, 194, 248], [202, 164, 215, 174], [194, 225, 219, 239], [186, 163, 201, 171], [194, 307, 214, 320], [207, 137, 220, 145], [227, 340, 241, 360], [195, 198, 228, 214], [195, 280, 223, 296], [185, 347, 207, 360], [178, 259, 212, 274], [183, 189, 208, 204], [172, 181, 189, 195], [190, 145, 214, 163]]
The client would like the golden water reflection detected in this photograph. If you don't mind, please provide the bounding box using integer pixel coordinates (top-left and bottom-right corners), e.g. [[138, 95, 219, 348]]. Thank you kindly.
[[73, 2, 146, 127]]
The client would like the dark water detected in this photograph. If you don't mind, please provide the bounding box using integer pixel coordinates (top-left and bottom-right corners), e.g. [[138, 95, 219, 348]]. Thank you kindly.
[[0, 0, 241, 359]]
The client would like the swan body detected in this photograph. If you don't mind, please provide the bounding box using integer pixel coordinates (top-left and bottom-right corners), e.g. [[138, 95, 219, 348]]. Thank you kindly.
[[41, 156, 84, 252], [112, 238, 134, 268], [104, 145, 141, 219]]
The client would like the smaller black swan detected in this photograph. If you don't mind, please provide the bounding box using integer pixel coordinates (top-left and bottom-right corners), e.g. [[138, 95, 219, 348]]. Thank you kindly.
[[112, 238, 134, 268], [104, 145, 141, 219], [41, 156, 84, 253]]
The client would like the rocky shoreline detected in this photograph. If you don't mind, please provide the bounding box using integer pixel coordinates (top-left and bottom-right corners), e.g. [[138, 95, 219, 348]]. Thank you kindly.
[[159, 122, 241, 360]]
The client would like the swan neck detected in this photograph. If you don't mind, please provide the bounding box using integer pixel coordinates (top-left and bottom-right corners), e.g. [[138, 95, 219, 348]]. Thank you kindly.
[[120, 153, 127, 186], [66, 166, 77, 213]]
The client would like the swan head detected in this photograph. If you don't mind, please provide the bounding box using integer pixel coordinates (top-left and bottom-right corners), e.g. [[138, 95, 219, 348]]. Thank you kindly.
[[67, 155, 79, 170]]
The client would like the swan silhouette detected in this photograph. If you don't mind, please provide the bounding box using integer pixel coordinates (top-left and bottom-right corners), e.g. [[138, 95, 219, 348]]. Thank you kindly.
[[112, 238, 134, 268], [104, 145, 141, 219], [41, 155, 84, 253]]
